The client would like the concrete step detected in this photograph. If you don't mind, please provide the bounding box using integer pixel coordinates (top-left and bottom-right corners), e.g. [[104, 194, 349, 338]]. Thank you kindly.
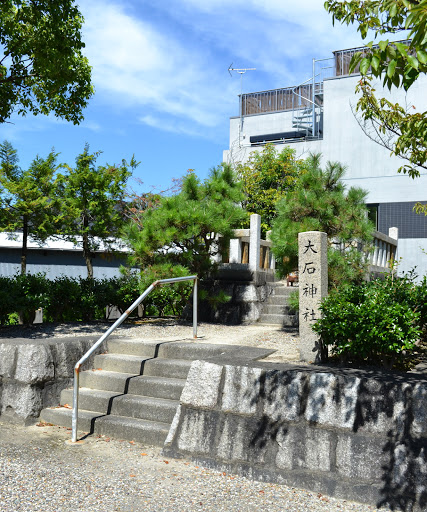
[[108, 394, 178, 424], [261, 304, 294, 315], [267, 295, 297, 306], [106, 339, 159, 357], [107, 339, 236, 362], [40, 407, 170, 446], [80, 370, 136, 393], [63, 376, 185, 407], [93, 354, 152, 374], [270, 286, 297, 297], [142, 358, 193, 380], [127, 375, 185, 400], [60, 388, 119, 414], [258, 313, 298, 327]]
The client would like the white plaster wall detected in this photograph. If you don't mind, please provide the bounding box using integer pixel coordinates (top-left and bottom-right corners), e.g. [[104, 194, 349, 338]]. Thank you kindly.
[[223, 72, 427, 277], [395, 238, 427, 278]]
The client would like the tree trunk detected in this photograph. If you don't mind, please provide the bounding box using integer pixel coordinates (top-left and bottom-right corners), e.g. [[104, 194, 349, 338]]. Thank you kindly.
[[82, 219, 93, 279], [18, 216, 28, 324], [21, 215, 28, 275]]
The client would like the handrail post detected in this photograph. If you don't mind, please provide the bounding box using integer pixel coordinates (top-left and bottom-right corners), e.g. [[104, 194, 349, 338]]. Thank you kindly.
[[71, 364, 80, 443], [193, 278, 198, 339]]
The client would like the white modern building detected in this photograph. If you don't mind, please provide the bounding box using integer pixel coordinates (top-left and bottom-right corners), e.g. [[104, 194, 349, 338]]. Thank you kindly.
[[223, 44, 427, 278]]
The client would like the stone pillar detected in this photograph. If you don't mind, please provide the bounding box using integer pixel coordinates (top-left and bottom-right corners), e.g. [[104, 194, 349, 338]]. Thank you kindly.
[[266, 230, 275, 271], [298, 231, 328, 362], [389, 227, 398, 240], [229, 239, 242, 264], [388, 227, 398, 269], [249, 214, 261, 272]]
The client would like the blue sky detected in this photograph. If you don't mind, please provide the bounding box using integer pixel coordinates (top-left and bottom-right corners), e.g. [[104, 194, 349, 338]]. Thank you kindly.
[[0, 0, 365, 194]]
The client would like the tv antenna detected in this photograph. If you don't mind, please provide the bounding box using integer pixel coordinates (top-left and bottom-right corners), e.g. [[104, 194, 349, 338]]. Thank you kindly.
[[228, 64, 256, 95]]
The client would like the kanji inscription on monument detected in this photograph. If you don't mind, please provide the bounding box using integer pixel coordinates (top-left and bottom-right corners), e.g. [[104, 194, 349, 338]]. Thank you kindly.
[[298, 231, 328, 362]]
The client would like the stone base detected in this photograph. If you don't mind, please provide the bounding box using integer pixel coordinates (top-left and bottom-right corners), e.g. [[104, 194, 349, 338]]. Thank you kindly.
[[197, 266, 275, 325], [164, 359, 427, 511], [0, 336, 102, 424]]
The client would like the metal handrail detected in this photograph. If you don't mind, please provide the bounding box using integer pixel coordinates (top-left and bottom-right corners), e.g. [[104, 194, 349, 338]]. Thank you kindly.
[[71, 275, 198, 443]]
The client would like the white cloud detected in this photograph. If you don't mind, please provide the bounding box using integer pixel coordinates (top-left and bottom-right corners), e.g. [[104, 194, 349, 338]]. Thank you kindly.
[[76, 0, 369, 136], [80, 0, 237, 133]]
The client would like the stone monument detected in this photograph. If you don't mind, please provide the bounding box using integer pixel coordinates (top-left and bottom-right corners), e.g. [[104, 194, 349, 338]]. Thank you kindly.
[[298, 231, 328, 362]]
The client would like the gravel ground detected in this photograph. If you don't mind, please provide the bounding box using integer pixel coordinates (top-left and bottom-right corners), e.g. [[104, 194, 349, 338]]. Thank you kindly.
[[0, 421, 388, 512]]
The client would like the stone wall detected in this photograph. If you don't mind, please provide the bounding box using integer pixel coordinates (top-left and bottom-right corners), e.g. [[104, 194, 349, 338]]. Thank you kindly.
[[198, 264, 275, 324], [164, 359, 427, 511], [0, 336, 102, 424]]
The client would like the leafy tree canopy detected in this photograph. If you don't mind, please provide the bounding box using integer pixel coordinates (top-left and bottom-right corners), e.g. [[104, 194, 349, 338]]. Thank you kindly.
[[58, 145, 137, 279], [124, 165, 247, 279], [0, 0, 93, 124], [271, 154, 374, 289], [324, 1, 427, 189], [235, 144, 307, 234], [0, 139, 61, 274]]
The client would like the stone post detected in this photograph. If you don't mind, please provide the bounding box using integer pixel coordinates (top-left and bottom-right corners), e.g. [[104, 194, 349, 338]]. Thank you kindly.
[[298, 231, 328, 362], [249, 214, 261, 272], [229, 238, 242, 264]]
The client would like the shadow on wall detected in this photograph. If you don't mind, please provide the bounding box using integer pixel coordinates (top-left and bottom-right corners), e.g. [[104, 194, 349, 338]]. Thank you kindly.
[[246, 368, 427, 511]]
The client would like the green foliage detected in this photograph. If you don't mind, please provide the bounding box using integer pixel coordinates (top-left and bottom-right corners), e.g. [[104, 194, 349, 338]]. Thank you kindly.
[[58, 145, 137, 278], [235, 144, 307, 233], [124, 164, 247, 279], [0, 140, 61, 274], [287, 289, 300, 313], [313, 270, 425, 366], [139, 264, 193, 317], [199, 288, 232, 312], [0, 271, 195, 324], [271, 154, 374, 289], [14, 272, 49, 324], [324, 1, 427, 181], [0, 0, 93, 124], [0, 276, 18, 324]]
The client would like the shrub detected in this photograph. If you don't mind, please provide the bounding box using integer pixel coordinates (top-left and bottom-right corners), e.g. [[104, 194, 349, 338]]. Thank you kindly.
[[313, 271, 424, 367], [14, 273, 49, 324], [139, 264, 193, 317], [0, 276, 18, 325], [44, 276, 82, 322]]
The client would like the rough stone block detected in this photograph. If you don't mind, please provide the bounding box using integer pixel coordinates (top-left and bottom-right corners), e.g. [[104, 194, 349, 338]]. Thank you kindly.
[[241, 302, 263, 323], [336, 433, 387, 482], [1, 383, 42, 423], [216, 415, 254, 462], [263, 370, 307, 422], [304, 372, 361, 430], [176, 409, 217, 454], [412, 382, 427, 436], [180, 361, 223, 409], [0, 344, 17, 378], [221, 365, 262, 415], [352, 379, 410, 435], [14, 344, 55, 384], [234, 284, 258, 303], [276, 426, 332, 472]]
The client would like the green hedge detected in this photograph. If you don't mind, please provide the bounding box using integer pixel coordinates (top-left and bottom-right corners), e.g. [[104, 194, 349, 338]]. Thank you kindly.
[[0, 269, 193, 325], [313, 270, 427, 367]]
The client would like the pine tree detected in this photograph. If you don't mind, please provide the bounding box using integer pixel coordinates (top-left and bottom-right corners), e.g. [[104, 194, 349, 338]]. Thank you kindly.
[[0, 140, 61, 274], [124, 164, 247, 279], [271, 154, 374, 289], [58, 145, 137, 279]]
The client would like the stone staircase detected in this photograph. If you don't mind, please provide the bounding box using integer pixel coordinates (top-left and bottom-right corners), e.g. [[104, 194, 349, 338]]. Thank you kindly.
[[258, 282, 298, 327], [40, 339, 243, 446]]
